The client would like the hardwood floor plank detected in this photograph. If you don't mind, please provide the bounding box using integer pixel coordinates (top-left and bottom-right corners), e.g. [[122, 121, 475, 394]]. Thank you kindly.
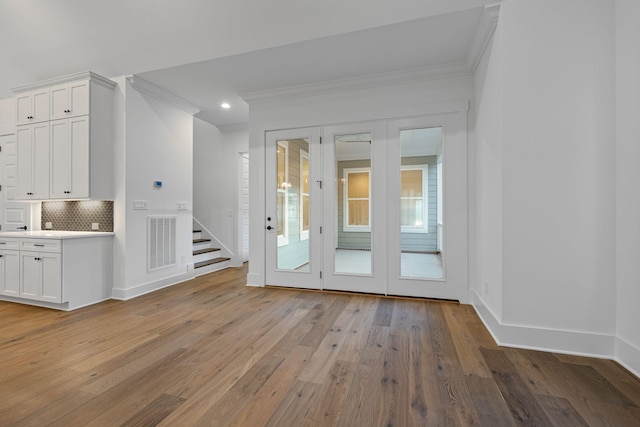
[[535, 394, 589, 427], [120, 393, 186, 427], [481, 347, 553, 426], [442, 303, 492, 378], [265, 380, 322, 427], [230, 345, 314, 427], [373, 298, 394, 327], [427, 302, 483, 426], [466, 374, 517, 427], [335, 325, 390, 426], [303, 359, 357, 426], [298, 297, 367, 384], [378, 333, 411, 427], [193, 355, 285, 426], [0, 264, 638, 426], [564, 363, 639, 408]]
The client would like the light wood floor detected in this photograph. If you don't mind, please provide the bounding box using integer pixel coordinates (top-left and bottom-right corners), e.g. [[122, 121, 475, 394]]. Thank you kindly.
[[1, 264, 639, 426]]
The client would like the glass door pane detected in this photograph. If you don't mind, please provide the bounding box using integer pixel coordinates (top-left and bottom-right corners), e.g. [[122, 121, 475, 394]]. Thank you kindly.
[[399, 127, 443, 279], [334, 133, 372, 275], [275, 138, 310, 271]]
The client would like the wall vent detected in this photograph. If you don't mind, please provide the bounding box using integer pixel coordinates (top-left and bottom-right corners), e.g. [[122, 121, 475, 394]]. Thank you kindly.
[[148, 216, 176, 271]]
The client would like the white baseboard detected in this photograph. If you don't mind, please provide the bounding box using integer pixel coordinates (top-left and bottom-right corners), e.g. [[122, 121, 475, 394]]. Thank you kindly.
[[111, 271, 194, 300], [615, 336, 640, 378], [470, 290, 616, 359]]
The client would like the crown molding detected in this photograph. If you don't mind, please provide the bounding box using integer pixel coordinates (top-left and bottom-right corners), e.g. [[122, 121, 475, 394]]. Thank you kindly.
[[12, 71, 117, 93], [241, 62, 471, 105], [466, 4, 500, 73], [241, 5, 500, 106], [126, 75, 200, 115]]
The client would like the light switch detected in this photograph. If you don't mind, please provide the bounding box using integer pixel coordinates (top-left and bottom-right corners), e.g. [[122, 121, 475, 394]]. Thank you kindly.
[[45, 222, 52, 229], [133, 200, 148, 210], [177, 202, 187, 210], [92, 223, 99, 230]]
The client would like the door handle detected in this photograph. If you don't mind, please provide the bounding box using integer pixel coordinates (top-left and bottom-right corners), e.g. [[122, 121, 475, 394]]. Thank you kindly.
[[266, 225, 273, 230], [17, 226, 27, 230]]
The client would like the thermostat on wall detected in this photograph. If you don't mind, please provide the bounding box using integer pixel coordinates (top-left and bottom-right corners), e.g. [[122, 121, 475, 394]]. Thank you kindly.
[[154, 181, 162, 188]]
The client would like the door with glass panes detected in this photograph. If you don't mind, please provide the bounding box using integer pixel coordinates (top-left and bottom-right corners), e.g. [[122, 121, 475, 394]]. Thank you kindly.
[[265, 114, 466, 300]]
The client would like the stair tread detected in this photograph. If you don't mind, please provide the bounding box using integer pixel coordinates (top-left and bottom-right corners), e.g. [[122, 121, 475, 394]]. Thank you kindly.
[[194, 257, 230, 269], [193, 248, 221, 255], [193, 238, 211, 243]]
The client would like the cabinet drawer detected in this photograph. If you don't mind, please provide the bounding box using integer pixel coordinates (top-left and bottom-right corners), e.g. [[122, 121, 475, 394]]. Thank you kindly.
[[0, 238, 20, 250], [19, 239, 61, 253]]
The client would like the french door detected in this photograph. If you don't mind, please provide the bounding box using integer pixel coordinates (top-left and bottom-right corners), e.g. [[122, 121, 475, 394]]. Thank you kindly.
[[265, 127, 323, 289], [265, 114, 466, 300]]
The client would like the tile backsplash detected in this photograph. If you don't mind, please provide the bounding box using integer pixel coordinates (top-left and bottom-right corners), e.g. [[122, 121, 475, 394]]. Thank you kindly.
[[41, 201, 114, 232]]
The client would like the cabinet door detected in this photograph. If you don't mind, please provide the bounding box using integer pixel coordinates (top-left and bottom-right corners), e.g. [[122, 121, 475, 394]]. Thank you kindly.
[[50, 84, 69, 121], [16, 126, 34, 198], [20, 251, 41, 300], [32, 123, 50, 199], [68, 81, 90, 117], [40, 252, 62, 303], [69, 116, 89, 198], [50, 117, 89, 199], [50, 81, 89, 120], [16, 89, 50, 125], [50, 119, 71, 198], [16, 123, 49, 200], [16, 93, 32, 126], [0, 250, 20, 297], [32, 88, 50, 123]]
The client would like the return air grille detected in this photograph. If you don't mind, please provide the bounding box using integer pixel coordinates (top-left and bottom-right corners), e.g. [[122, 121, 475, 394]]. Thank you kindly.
[[148, 216, 176, 271]]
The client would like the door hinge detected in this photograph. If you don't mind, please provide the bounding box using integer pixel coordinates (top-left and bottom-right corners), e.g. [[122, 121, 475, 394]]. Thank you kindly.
[[319, 137, 322, 144], [317, 180, 322, 189], [320, 226, 322, 234], [320, 271, 323, 279]]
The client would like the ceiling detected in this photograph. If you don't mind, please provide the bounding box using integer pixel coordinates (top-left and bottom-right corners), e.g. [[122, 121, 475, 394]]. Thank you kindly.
[[0, 0, 499, 127]]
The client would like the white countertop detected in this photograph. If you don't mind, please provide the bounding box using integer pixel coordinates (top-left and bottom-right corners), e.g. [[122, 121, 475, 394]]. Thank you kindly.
[[0, 230, 114, 239]]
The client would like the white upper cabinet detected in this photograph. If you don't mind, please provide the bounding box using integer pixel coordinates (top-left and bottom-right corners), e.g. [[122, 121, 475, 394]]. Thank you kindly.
[[13, 72, 116, 201], [50, 80, 90, 120], [16, 123, 50, 200], [50, 116, 90, 199], [16, 88, 50, 125]]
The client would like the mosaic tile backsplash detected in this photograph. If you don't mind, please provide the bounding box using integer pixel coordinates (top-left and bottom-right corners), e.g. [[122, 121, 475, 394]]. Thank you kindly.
[[41, 201, 114, 232]]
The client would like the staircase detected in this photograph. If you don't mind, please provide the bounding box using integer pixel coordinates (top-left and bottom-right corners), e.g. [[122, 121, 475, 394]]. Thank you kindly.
[[192, 229, 231, 276]]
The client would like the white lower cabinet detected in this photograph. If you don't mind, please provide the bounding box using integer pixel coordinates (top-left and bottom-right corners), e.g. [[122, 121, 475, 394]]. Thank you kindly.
[[0, 234, 113, 310], [0, 249, 20, 297], [20, 251, 62, 303], [0, 238, 64, 304]]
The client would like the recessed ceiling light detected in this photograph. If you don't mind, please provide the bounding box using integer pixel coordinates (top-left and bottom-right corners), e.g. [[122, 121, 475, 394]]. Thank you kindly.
[[221, 102, 231, 109]]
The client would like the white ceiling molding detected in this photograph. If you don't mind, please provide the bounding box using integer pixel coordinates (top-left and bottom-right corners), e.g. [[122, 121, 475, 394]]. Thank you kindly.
[[12, 71, 117, 93], [465, 4, 500, 73], [126, 75, 201, 116], [241, 6, 499, 106], [241, 62, 470, 105]]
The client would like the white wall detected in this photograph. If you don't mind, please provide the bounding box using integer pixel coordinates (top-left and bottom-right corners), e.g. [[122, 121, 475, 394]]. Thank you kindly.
[[0, 97, 15, 134], [471, 31, 503, 322], [193, 119, 248, 267], [615, 0, 640, 376], [472, 0, 617, 357], [112, 77, 194, 299]]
